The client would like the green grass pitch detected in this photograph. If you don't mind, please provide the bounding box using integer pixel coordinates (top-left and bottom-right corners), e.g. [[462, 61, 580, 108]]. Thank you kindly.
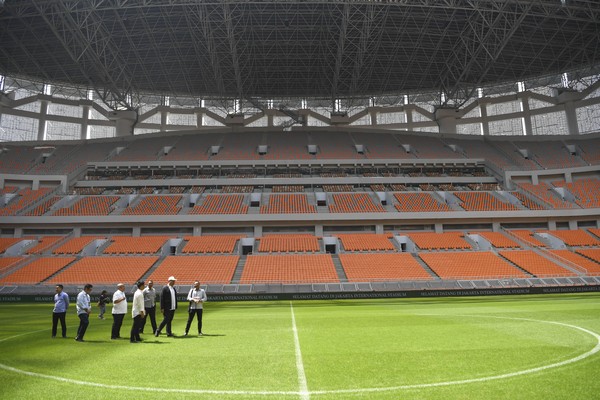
[[1, 293, 599, 399]]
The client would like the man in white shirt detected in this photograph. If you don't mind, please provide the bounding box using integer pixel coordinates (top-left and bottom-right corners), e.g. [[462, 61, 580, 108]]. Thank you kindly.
[[140, 280, 157, 334], [111, 283, 127, 340], [155, 276, 178, 337], [75, 284, 93, 342], [184, 280, 207, 336], [130, 281, 146, 343]]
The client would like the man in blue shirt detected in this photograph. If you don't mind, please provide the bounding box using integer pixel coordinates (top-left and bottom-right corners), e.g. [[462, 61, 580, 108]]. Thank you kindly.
[[52, 284, 69, 338], [75, 284, 93, 342]]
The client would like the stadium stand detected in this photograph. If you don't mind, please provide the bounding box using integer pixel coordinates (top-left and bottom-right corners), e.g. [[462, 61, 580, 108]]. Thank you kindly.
[[258, 235, 320, 253], [499, 250, 576, 277], [544, 229, 600, 247], [189, 194, 248, 214], [552, 178, 600, 208], [23, 196, 60, 216], [121, 195, 182, 215], [393, 192, 452, 212], [329, 193, 386, 213], [0, 238, 27, 253], [518, 182, 577, 209], [240, 254, 338, 283], [47, 256, 158, 285], [471, 232, 521, 249], [0, 188, 53, 216], [337, 234, 396, 251], [52, 196, 119, 216], [112, 136, 178, 161], [53, 237, 105, 255], [162, 133, 218, 161], [454, 191, 520, 211], [339, 253, 432, 281], [576, 249, 600, 264], [24, 236, 64, 254], [313, 132, 360, 159], [419, 251, 528, 279], [260, 194, 316, 214], [506, 230, 548, 247], [182, 236, 242, 254], [407, 232, 472, 250], [103, 236, 170, 254], [148, 255, 240, 285], [0, 257, 76, 284], [0, 257, 24, 274], [511, 191, 546, 210], [547, 250, 600, 275], [262, 132, 312, 160]]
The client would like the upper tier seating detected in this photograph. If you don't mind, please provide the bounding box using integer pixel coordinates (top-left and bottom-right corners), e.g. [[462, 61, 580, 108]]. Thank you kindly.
[[0, 188, 52, 216], [182, 236, 241, 254], [52, 196, 119, 216], [397, 136, 457, 159], [211, 132, 263, 160], [0, 238, 26, 253], [420, 251, 528, 279], [394, 192, 452, 212], [23, 196, 60, 216], [103, 236, 169, 254], [454, 191, 519, 211], [491, 142, 540, 169], [590, 228, 600, 239], [258, 235, 320, 253], [506, 230, 547, 247], [511, 191, 546, 210], [47, 256, 157, 284], [122, 195, 182, 215], [547, 250, 600, 275], [544, 229, 600, 247], [240, 254, 338, 283], [329, 193, 386, 213], [313, 132, 360, 159], [448, 139, 515, 170], [260, 194, 316, 214], [53, 237, 104, 255], [552, 178, 600, 208], [0, 257, 75, 284], [518, 182, 577, 209], [577, 137, 600, 165], [25, 236, 64, 255], [148, 255, 239, 285], [337, 234, 395, 251], [189, 194, 248, 214], [471, 232, 521, 248], [112, 136, 178, 161], [339, 253, 432, 281], [576, 249, 600, 265], [518, 141, 586, 169], [262, 132, 312, 160], [162, 134, 218, 161], [0, 257, 24, 274], [407, 232, 472, 250], [351, 132, 408, 159], [499, 250, 575, 276]]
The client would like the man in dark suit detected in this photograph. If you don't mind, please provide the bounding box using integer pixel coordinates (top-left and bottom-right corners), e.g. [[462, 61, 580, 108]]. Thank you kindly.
[[155, 276, 178, 337]]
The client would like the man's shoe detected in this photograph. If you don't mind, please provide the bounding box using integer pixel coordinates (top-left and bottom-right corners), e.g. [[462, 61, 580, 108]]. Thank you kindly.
[[166, 333, 174, 337], [183, 332, 188, 336], [154, 330, 160, 337], [198, 332, 203, 336], [75, 338, 84, 342]]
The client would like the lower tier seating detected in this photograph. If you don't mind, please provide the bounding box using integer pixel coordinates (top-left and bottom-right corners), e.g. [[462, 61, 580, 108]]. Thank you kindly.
[[148, 255, 240, 285], [419, 251, 528, 279], [339, 253, 432, 281], [240, 254, 338, 283], [47, 256, 158, 284]]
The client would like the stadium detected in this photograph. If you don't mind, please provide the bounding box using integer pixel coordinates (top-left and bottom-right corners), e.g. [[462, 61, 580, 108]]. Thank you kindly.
[[0, 1, 600, 399]]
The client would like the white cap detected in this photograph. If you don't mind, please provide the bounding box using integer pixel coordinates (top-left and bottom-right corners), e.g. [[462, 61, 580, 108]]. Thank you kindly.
[[168, 276, 177, 281]]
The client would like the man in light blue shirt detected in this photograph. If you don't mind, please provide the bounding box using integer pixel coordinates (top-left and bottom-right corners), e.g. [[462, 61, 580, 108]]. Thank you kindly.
[[52, 284, 69, 338], [75, 284, 93, 342]]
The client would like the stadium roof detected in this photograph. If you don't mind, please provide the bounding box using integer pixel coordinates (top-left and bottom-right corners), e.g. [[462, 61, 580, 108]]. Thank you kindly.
[[1, 0, 600, 109]]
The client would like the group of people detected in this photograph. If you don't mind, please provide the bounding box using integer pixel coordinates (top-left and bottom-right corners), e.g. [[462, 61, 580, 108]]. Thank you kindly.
[[51, 276, 208, 343]]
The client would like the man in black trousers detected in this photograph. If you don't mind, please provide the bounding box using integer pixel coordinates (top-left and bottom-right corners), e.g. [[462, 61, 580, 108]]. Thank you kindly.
[[155, 276, 178, 337]]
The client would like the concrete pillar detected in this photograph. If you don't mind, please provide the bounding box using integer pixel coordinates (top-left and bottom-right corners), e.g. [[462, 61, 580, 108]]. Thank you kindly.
[[193, 226, 202, 236], [434, 107, 459, 135], [132, 227, 141, 237], [520, 95, 533, 136], [14, 228, 23, 238], [565, 171, 572, 183], [492, 222, 501, 232], [254, 226, 263, 238], [548, 221, 557, 230], [81, 105, 90, 140], [315, 225, 323, 237], [558, 91, 582, 136], [375, 225, 383, 234], [480, 102, 490, 136], [405, 108, 413, 131], [369, 109, 378, 126], [107, 110, 137, 137], [160, 110, 168, 132], [196, 111, 204, 127], [434, 223, 443, 233], [38, 100, 49, 140], [568, 220, 578, 230], [73, 227, 82, 237]]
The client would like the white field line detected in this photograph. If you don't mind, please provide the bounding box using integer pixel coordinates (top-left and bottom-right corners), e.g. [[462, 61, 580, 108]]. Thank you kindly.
[[290, 301, 310, 400]]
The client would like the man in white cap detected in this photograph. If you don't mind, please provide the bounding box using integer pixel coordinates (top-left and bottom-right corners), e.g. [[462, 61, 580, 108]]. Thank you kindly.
[[155, 276, 178, 337], [111, 283, 127, 340]]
